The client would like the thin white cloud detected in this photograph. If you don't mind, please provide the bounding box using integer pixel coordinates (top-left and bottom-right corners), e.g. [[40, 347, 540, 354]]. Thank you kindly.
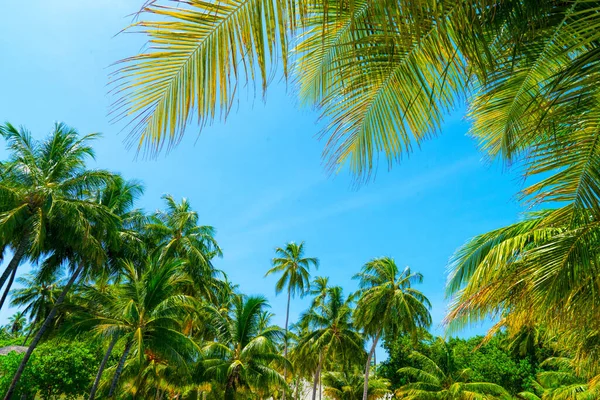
[[242, 155, 480, 237]]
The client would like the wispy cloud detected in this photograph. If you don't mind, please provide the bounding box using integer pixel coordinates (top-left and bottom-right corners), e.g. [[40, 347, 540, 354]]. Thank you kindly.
[[226, 175, 327, 232], [240, 155, 480, 237]]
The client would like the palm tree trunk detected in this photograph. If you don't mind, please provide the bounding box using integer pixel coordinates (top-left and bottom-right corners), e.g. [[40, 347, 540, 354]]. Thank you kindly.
[[89, 335, 119, 400], [108, 339, 133, 398], [311, 352, 323, 400], [319, 372, 322, 400], [283, 288, 291, 400], [3, 263, 84, 400], [373, 349, 376, 370], [294, 378, 299, 400], [0, 267, 17, 313], [21, 316, 38, 346], [362, 330, 382, 400], [224, 382, 235, 400], [0, 237, 28, 309]]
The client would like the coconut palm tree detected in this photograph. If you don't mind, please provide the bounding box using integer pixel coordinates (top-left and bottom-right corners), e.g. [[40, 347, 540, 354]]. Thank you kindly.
[[353, 257, 431, 400], [298, 285, 364, 400], [444, 207, 600, 377], [69, 257, 199, 399], [309, 276, 329, 309], [3, 229, 114, 400], [201, 295, 289, 400], [1, 125, 120, 400], [10, 271, 62, 344], [7, 311, 26, 337], [322, 370, 391, 400], [0, 123, 113, 311], [397, 349, 511, 399], [95, 174, 146, 272], [265, 241, 319, 397], [146, 194, 222, 296], [518, 358, 600, 400], [288, 319, 319, 400]]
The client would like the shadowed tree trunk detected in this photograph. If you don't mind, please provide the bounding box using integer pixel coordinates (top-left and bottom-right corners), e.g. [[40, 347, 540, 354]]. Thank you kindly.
[[224, 380, 236, 400], [319, 372, 322, 400], [108, 339, 133, 398], [21, 316, 38, 346], [311, 352, 323, 400], [362, 330, 381, 400], [89, 335, 119, 400], [0, 267, 17, 312], [0, 238, 28, 310], [3, 263, 84, 400], [283, 288, 291, 400]]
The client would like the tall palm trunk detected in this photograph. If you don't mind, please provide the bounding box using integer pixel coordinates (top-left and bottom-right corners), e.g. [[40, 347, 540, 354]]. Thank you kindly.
[[319, 372, 322, 400], [3, 263, 84, 400], [0, 267, 18, 312], [283, 288, 291, 400], [108, 339, 133, 398], [362, 330, 381, 400], [0, 237, 28, 309], [21, 316, 38, 346], [311, 352, 323, 400], [89, 335, 119, 400]]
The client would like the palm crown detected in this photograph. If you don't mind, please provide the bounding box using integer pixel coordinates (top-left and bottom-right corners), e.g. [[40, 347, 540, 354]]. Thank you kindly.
[[202, 295, 289, 400], [0, 123, 115, 307], [354, 258, 431, 338], [266, 241, 319, 297], [70, 257, 200, 397], [147, 194, 222, 284]]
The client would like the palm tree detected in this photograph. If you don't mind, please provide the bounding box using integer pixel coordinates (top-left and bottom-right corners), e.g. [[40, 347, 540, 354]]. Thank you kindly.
[[0, 123, 113, 311], [69, 257, 200, 399], [299, 285, 364, 400], [444, 207, 600, 377], [288, 319, 319, 400], [265, 241, 319, 397], [9, 271, 62, 344], [397, 350, 511, 399], [322, 370, 391, 400], [518, 358, 600, 400], [353, 257, 431, 400], [201, 295, 289, 400], [7, 311, 26, 337], [147, 194, 222, 296], [309, 276, 329, 309], [95, 174, 146, 271], [2, 125, 119, 400]]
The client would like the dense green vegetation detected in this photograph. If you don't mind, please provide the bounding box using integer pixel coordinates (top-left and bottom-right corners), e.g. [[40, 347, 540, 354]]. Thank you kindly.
[[0, 124, 598, 399]]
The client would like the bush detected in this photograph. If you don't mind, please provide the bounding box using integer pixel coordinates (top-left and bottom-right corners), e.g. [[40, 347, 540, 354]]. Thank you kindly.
[[0, 339, 101, 399]]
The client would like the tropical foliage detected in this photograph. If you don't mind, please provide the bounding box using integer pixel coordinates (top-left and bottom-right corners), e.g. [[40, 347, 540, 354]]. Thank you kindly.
[[397, 347, 511, 399], [111, 5, 600, 393]]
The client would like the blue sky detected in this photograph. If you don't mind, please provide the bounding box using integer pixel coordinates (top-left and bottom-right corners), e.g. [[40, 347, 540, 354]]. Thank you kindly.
[[0, 1, 525, 349]]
